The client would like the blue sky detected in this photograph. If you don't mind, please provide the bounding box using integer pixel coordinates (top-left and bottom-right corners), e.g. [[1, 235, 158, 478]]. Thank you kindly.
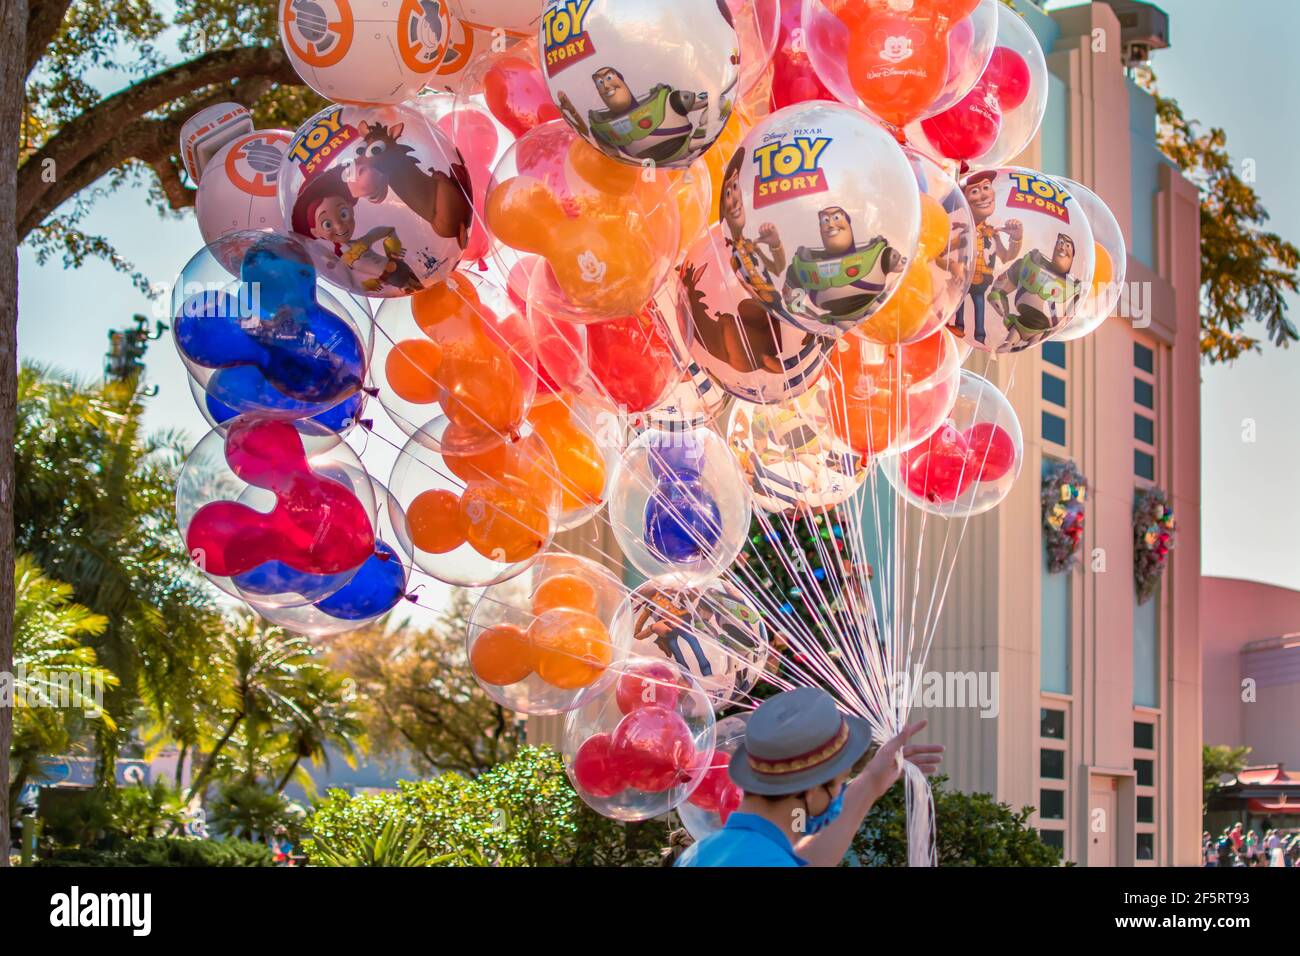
[[17, 0, 1300, 592]]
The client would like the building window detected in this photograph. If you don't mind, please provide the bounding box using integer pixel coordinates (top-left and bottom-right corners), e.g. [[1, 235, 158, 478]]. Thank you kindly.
[[1041, 749, 1066, 780], [1137, 795, 1154, 824], [1043, 340, 1067, 369], [1040, 829, 1065, 851], [1040, 789, 1065, 820], [1136, 832, 1154, 860], [1042, 411, 1066, 446], [1134, 378, 1154, 408], [1042, 372, 1066, 407], [1134, 449, 1155, 480], [1041, 708, 1066, 740], [1041, 543, 1070, 693], [1134, 342, 1154, 373], [1133, 596, 1159, 707], [1133, 722, 1155, 750], [1134, 414, 1154, 445], [1135, 758, 1154, 788]]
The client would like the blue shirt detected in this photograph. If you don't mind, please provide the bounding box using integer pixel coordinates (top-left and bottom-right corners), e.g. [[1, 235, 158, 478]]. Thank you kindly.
[[675, 813, 809, 867]]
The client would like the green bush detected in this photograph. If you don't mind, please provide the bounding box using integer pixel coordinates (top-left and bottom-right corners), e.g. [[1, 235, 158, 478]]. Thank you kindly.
[[852, 775, 1064, 867], [304, 746, 671, 867], [36, 837, 275, 867]]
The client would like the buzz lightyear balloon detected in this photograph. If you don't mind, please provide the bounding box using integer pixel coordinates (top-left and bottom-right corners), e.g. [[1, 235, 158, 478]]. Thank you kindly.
[[539, 0, 741, 169], [724, 102, 921, 339], [950, 166, 1096, 354], [625, 580, 768, 711]]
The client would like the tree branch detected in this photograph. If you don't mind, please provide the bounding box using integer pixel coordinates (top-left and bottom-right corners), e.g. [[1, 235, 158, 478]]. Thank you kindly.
[[25, 0, 73, 76], [17, 44, 298, 236]]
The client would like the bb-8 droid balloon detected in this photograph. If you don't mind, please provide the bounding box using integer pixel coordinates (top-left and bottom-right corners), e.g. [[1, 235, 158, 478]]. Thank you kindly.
[[278, 0, 453, 106], [195, 129, 292, 246], [179, 102, 253, 185]]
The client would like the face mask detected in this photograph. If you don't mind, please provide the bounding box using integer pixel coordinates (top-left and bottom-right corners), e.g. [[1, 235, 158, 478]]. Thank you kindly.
[[804, 783, 846, 834]]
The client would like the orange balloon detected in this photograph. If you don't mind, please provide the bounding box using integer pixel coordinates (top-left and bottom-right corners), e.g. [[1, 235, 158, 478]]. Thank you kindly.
[[386, 339, 443, 404], [704, 104, 752, 218], [858, 256, 936, 345], [529, 608, 613, 689], [470, 623, 535, 686], [460, 478, 551, 563], [567, 137, 639, 195], [1091, 243, 1113, 298], [918, 193, 951, 261], [666, 162, 712, 255], [407, 489, 466, 554], [411, 272, 483, 337], [840, 0, 957, 129], [528, 407, 606, 511], [438, 345, 525, 437], [531, 573, 600, 616]]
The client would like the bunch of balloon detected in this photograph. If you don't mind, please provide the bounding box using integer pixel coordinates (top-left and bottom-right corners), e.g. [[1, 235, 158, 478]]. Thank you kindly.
[[467, 553, 630, 715], [563, 657, 716, 820]]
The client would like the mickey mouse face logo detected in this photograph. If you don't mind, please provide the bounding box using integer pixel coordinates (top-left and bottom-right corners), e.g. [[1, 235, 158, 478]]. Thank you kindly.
[[878, 34, 915, 63]]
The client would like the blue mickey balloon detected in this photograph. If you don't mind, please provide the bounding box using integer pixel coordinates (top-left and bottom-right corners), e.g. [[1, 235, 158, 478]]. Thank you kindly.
[[648, 432, 709, 482], [644, 477, 723, 564], [312, 539, 406, 621], [205, 386, 364, 434], [174, 234, 365, 416], [233, 560, 352, 605]]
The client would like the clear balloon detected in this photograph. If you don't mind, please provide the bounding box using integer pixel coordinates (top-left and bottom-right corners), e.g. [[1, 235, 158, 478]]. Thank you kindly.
[[372, 270, 538, 454], [387, 416, 563, 586], [280, 103, 473, 297], [720, 101, 921, 338], [728, 374, 870, 512], [947, 167, 1095, 354], [258, 475, 411, 637], [540, 0, 742, 169], [466, 552, 630, 714], [175, 416, 378, 608], [728, 0, 782, 96], [882, 369, 1023, 517], [608, 425, 752, 587], [278, 0, 452, 106], [622, 580, 768, 710], [917, 0, 999, 120], [562, 656, 716, 821], [486, 120, 681, 321], [825, 327, 962, 460], [447, 0, 541, 34], [172, 232, 373, 422], [856, 149, 975, 345], [675, 224, 832, 404], [186, 373, 366, 440], [1051, 179, 1127, 342], [677, 714, 748, 839], [770, 0, 834, 110]]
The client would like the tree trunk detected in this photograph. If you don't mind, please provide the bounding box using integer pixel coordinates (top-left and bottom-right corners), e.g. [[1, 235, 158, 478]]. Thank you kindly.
[[0, 0, 30, 869], [184, 714, 241, 805], [274, 755, 302, 794]]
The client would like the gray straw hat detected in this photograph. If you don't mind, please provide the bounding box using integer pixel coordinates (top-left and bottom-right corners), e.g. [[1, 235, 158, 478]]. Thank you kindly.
[[728, 687, 875, 795]]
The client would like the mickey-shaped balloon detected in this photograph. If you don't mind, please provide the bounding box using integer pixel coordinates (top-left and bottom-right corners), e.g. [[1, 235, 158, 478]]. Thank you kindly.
[[173, 233, 367, 420]]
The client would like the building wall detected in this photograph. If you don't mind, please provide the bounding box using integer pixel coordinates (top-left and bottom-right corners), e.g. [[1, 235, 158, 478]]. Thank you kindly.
[[919, 1, 1202, 867]]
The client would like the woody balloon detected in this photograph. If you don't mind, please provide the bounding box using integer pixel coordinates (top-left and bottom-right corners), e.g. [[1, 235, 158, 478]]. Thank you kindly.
[[279, 103, 474, 298], [540, 0, 742, 169], [723, 101, 921, 338], [948, 167, 1095, 354]]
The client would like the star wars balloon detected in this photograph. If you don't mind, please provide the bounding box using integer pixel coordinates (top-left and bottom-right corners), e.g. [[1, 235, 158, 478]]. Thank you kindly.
[[180, 103, 253, 185], [196, 129, 291, 246], [949, 166, 1095, 354], [539, 0, 741, 169], [625, 579, 768, 710], [280, 103, 473, 297], [721, 102, 921, 338], [278, 0, 453, 106]]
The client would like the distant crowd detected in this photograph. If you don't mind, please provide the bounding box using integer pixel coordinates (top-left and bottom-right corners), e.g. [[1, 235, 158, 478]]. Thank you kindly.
[[1205, 823, 1299, 867]]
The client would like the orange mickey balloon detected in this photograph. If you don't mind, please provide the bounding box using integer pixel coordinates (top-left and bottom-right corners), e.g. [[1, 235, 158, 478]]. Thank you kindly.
[[386, 339, 444, 404], [527, 404, 607, 513], [470, 622, 535, 686], [837, 0, 969, 130], [1090, 242, 1113, 298], [460, 477, 551, 563], [856, 194, 950, 345], [529, 607, 613, 689], [531, 573, 600, 616], [407, 489, 467, 554]]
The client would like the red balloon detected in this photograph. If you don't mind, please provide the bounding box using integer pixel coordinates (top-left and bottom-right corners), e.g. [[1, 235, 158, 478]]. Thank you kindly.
[[718, 781, 743, 823], [984, 47, 1031, 111], [687, 751, 733, 812], [964, 422, 1016, 481], [903, 423, 974, 503], [770, 0, 834, 110], [919, 84, 1001, 161], [611, 706, 696, 793], [186, 418, 374, 577], [616, 660, 682, 715], [573, 732, 626, 798], [585, 311, 681, 413], [484, 54, 563, 139], [436, 109, 498, 263]]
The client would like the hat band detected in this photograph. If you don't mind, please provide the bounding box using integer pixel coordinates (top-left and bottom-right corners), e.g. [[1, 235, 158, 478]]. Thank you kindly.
[[747, 719, 851, 776]]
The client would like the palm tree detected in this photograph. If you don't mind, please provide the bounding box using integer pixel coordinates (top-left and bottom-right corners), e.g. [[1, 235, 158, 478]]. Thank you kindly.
[[8, 555, 118, 814], [271, 665, 365, 796]]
